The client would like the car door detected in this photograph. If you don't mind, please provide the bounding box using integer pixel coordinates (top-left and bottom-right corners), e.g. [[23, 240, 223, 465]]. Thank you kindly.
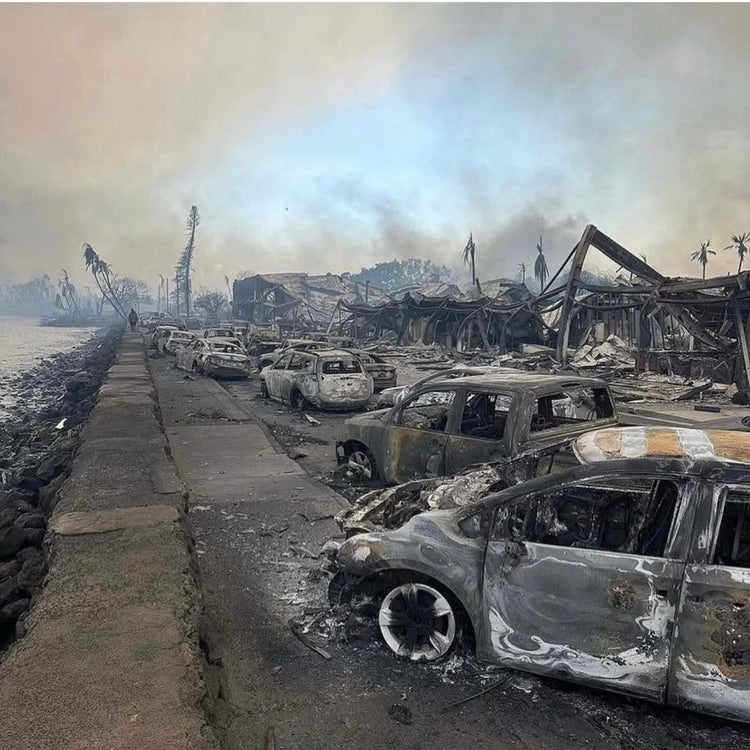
[[383, 388, 456, 484], [668, 483, 750, 721], [265, 353, 291, 399], [481, 473, 688, 701], [444, 390, 514, 474], [196, 341, 212, 370]]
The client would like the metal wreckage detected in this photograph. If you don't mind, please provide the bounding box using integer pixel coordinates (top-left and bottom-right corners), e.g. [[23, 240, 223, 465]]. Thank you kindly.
[[236, 226, 750, 721]]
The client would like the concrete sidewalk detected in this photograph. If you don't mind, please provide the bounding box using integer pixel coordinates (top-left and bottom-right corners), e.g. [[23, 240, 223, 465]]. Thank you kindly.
[[149, 357, 351, 750], [0, 333, 215, 750]]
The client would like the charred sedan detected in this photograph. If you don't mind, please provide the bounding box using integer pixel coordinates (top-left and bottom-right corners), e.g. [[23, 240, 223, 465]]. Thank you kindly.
[[176, 338, 252, 378], [337, 372, 617, 484], [333, 426, 750, 723], [260, 348, 373, 410], [342, 350, 397, 392], [163, 329, 197, 355]]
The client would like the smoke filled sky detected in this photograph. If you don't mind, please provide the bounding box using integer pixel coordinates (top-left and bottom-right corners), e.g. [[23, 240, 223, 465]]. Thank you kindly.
[[2, 3, 750, 293]]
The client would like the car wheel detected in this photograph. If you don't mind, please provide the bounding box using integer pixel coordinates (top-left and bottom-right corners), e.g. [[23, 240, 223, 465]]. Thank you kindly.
[[347, 449, 378, 481], [260, 379, 269, 398], [378, 582, 457, 662], [290, 388, 306, 410]]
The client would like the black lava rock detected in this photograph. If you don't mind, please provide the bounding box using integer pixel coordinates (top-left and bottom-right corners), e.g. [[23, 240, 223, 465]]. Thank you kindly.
[[0, 527, 26, 559], [16, 513, 46, 530], [0, 508, 18, 529], [0, 560, 20, 580], [0, 576, 19, 606], [0, 598, 30, 622], [24, 528, 45, 547], [18, 554, 45, 592]]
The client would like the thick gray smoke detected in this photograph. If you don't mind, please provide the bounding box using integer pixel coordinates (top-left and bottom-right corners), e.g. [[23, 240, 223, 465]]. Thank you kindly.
[[1, 4, 749, 291]]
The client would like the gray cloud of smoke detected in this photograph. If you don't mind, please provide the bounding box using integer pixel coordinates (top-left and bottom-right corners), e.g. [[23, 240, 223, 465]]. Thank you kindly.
[[1, 4, 749, 292]]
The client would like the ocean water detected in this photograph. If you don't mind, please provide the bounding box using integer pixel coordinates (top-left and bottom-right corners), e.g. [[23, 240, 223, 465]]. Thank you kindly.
[[0, 314, 98, 415]]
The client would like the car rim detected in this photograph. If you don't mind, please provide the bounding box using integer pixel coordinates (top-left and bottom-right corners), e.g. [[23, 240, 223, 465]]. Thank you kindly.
[[378, 583, 456, 662], [291, 390, 303, 409], [347, 451, 373, 480]]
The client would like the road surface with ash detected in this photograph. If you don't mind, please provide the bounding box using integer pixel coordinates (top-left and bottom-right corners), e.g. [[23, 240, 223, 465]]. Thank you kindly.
[[149, 358, 750, 750]]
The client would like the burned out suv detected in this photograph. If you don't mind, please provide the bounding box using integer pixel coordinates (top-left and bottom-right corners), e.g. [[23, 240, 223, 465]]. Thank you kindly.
[[336, 372, 617, 484]]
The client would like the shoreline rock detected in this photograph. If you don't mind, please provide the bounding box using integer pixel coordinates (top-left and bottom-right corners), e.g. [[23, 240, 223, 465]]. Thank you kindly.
[[0, 324, 123, 645]]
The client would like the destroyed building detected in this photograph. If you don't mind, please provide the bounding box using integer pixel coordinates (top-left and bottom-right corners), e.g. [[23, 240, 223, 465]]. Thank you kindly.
[[231, 226, 750, 390], [231, 273, 391, 333], [549, 225, 750, 386], [330, 279, 538, 351]]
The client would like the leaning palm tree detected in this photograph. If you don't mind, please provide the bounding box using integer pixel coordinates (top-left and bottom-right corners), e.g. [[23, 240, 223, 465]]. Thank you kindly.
[[83, 243, 127, 320], [462, 233, 477, 286], [534, 235, 548, 290], [690, 240, 715, 280], [724, 232, 750, 274]]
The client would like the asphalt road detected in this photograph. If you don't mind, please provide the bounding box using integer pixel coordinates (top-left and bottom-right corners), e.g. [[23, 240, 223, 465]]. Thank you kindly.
[[149, 356, 750, 750]]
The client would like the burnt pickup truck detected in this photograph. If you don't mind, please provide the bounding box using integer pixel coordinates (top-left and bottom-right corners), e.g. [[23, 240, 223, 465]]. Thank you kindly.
[[336, 372, 617, 484]]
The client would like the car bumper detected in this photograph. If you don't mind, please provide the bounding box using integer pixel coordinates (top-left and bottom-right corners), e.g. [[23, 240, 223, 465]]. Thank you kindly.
[[204, 363, 251, 378]]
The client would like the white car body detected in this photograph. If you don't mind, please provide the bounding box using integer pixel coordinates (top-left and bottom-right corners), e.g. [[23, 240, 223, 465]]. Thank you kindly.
[[163, 330, 198, 355], [176, 338, 252, 378], [260, 348, 373, 410]]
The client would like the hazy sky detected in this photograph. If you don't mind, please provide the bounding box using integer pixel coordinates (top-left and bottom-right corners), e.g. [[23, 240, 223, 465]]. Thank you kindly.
[[1, 3, 749, 292]]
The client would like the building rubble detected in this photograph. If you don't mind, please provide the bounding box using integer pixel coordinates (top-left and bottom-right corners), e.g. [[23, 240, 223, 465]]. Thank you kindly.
[[231, 226, 750, 411]]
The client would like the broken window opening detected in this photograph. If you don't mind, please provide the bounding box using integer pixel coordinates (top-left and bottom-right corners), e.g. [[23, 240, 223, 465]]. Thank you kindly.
[[458, 391, 511, 441], [530, 387, 614, 433], [493, 477, 681, 558], [288, 354, 310, 371], [321, 359, 362, 374], [714, 493, 750, 568], [396, 390, 455, 432]]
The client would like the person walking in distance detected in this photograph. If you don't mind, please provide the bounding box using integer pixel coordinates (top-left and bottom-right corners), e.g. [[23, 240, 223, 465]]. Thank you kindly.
[[128, 308, 138, 333]]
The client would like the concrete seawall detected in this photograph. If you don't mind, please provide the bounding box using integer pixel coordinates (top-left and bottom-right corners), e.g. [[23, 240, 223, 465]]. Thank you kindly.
[[0, 333, 215, 750]]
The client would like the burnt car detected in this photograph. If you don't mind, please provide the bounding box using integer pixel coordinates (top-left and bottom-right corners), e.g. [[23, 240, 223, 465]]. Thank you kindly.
[[258, 339, 335, 369], [150, 323, 183, 351], [332, 426, 750, 722], [163, 329, 197, 355], [342, 350, 397, 392], [375, 365, 505, 408], [176, 338, 252, 378], [336, 372, 617, 484], [202, 327, 235, 340], [260, 348, 373, 410]]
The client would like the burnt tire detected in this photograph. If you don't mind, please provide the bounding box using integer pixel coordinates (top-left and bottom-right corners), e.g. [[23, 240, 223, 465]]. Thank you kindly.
[[378, 582, 457, 662], [259, 380, 269, 398]]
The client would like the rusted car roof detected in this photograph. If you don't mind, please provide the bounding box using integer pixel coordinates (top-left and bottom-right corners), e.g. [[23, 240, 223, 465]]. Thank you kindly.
[[427, 372, 608, 392], [574, 426, 750, 465]]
